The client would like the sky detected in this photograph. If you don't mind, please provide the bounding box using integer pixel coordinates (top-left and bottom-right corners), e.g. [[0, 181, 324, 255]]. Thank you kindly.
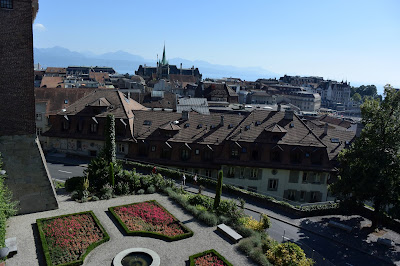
[[33, 0, 400, 92]]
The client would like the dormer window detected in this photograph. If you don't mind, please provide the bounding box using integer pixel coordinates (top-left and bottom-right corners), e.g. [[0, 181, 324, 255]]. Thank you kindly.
[[1, 0, 13, 9], [62, 120, 69, 131], [143, 120, 152, 126], [90, 123, 97, 133]]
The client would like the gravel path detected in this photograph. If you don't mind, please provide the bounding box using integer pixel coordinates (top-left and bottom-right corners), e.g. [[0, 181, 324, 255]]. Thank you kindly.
[[5, 191, 256, 266]]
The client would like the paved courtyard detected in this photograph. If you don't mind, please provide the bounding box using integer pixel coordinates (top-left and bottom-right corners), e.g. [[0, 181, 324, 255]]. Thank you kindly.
[[5, 191, 255, 266]]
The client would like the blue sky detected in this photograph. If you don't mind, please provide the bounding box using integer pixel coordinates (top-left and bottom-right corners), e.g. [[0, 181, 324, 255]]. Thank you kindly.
[[33, 0, 400, 91]]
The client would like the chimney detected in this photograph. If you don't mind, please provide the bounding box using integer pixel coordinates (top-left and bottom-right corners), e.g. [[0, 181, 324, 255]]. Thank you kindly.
[[182, 110, 189, 120], [277, 104, 281, 112], [284, 109, 294, 120], [220, 115, 224, 126], [324, 123, 328, 135], [180, 63, 182, 75]]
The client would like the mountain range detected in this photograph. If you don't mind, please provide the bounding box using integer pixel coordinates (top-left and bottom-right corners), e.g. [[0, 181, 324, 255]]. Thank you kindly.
[[34, 46, 278, 81]]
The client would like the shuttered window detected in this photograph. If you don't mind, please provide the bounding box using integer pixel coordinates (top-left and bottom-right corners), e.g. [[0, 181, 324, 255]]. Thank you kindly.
[[0, 0, 13, 9], [289, 171, 299, 183]]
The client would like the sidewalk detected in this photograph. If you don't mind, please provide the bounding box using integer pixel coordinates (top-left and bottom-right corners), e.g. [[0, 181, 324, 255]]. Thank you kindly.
[[181, 183, 400, 265]]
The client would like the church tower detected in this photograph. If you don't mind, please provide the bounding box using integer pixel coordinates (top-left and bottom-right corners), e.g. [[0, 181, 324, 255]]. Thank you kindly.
[[0, 0, 58, 214]]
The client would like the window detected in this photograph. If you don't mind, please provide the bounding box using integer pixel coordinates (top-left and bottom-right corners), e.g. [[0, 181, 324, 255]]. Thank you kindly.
[[231, 149, 239, 159], [302, 172, 308, 183], [290, 150, 302, 164], [310, 191, 318, 202], [77, 140, 82, 150], [90, 123, 97, 133], [287, 190, 296, 201], [242, 147, 247, 153], [64, 99, 69, 104], [289, 171, 299, 183], [227, 167, 235, 178], [252, 150, 259, 160], [62, 120, 70, 131], [203, 150, 212, 161], [36, 113, 42, 121], [239, 168, 245, 179], [195, 149, 200, 155], [205, 169, 212, 178], [118, 144, 125, 153], [161, 148, 171, 159], [250, 168, 259, 180], [36, 127, 42, 136], [151, 145, 156, 152], [300, 191, 306, 201], [0, 0, 13, 9], [268, 179, 278, 191], [271, 150, 281, 162], [181, 149, 190, 161]]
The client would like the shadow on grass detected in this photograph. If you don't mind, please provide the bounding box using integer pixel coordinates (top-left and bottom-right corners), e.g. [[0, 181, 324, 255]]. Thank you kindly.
[[31, 223, 46, 266]]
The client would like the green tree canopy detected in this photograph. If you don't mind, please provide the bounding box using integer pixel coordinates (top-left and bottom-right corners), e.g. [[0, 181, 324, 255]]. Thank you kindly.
[[352, 92, 362, 102], [350, 84, 381, 102], [330, 85, 400, 227]]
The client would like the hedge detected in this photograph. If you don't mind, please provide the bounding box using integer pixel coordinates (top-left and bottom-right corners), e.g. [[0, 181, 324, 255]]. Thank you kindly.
[[119, 160, 340, 217], [36, 211, 110, 266], [189, 249, 233, 266], [109, 200, 194, 241]]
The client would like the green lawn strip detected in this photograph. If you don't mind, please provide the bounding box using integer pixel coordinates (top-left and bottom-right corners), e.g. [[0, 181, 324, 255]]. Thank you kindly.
[[189, 249, 233, 266], [36, 211, 110, 266], [109, 200, 193, 241]]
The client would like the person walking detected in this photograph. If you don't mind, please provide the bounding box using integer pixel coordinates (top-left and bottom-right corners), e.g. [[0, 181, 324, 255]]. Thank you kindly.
[[152, 166, 157, 175], [182, 173, 186, 186], [193, 174, 198, 185]]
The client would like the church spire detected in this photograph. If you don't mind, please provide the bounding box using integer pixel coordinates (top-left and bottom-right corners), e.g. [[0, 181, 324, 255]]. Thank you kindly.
[[161, 43, 168, 65]]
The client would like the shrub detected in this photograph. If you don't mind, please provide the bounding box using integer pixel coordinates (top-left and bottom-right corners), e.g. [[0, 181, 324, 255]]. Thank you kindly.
[[71, 190, 80, 201], [85, 156, 110, 191], [238, 238, 254, 256], [146, 185, 156, 194], [64, 176, 83, 192], [198, 211, 218, 226], [114, 182, 125, 196], [0, 156, 18, 248], [91, 196, 99, 201], [137, 189, 145, 195], [99, 184, 113, 200], [188, 194, 213, 210], [266, 242, 314, 266]]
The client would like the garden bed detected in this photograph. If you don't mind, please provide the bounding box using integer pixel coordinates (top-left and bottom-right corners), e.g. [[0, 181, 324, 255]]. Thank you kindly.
[[36, 211, 109, 266], [189, 249, 233, 266], [109, 200, 193, 241]]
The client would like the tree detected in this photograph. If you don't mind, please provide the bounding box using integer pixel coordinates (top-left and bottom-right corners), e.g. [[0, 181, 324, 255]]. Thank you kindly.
[[330, 85, 400, 227], [214, 170, 223, 209], [104, 114, 116, 164], [352, 92, 362, 102]]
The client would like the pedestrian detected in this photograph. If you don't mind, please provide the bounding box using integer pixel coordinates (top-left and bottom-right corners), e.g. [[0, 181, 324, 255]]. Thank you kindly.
[[182, 173, 186, 186], [193, 174, 198, 185], [152, 166, 157, 175]]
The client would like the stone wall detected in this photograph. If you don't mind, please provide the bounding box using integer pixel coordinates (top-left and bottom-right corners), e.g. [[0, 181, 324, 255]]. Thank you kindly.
[[0, 135, 58, 214]]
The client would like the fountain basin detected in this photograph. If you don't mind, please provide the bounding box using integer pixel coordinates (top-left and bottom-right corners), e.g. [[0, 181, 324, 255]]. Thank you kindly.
[[113, 248, 160, 266]]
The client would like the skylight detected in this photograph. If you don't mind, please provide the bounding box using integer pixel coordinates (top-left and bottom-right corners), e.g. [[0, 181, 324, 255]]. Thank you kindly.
[[143, 120, 152, 126], [331, 138, 340, 143]]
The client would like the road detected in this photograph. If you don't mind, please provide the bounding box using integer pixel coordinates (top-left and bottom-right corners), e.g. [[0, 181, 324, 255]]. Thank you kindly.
[[46, 156, 87, 181], [45, 156, 391, 266]]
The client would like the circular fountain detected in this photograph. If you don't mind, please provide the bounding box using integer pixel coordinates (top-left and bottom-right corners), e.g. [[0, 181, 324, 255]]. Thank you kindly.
[[113, 248, 160, 266]]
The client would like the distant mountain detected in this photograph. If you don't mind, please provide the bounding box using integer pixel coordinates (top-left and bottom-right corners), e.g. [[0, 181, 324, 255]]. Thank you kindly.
[[34, 47, 277, 81]]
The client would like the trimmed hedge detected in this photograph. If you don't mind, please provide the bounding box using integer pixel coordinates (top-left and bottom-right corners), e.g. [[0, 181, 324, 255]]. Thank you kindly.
[[189, 249, 233, 266], [36, 211, 110, 266], [120, 160, 340, 217], [109, 200, 194, 241]]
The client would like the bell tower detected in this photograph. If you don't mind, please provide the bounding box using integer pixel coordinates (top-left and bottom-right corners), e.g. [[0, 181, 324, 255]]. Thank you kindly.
[[0, 0, 58, 214]]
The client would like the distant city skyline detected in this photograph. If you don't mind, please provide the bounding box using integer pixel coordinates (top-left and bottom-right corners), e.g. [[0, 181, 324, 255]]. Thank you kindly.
[[33, 0, 400, 93]]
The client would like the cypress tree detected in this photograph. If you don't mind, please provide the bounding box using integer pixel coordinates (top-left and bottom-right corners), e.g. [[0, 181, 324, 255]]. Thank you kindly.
[[104, 114, 116, 164], [214, 170, 223, 209]]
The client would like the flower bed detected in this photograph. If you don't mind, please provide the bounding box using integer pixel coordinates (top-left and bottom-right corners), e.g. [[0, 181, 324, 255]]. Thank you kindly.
[[109, 200, 193, 241], [36, 211, 109, 266], [189, 249, 233, 266]]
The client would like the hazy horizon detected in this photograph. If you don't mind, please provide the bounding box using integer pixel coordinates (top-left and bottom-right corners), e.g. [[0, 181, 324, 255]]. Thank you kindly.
[[33, 0, 400, 92]]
